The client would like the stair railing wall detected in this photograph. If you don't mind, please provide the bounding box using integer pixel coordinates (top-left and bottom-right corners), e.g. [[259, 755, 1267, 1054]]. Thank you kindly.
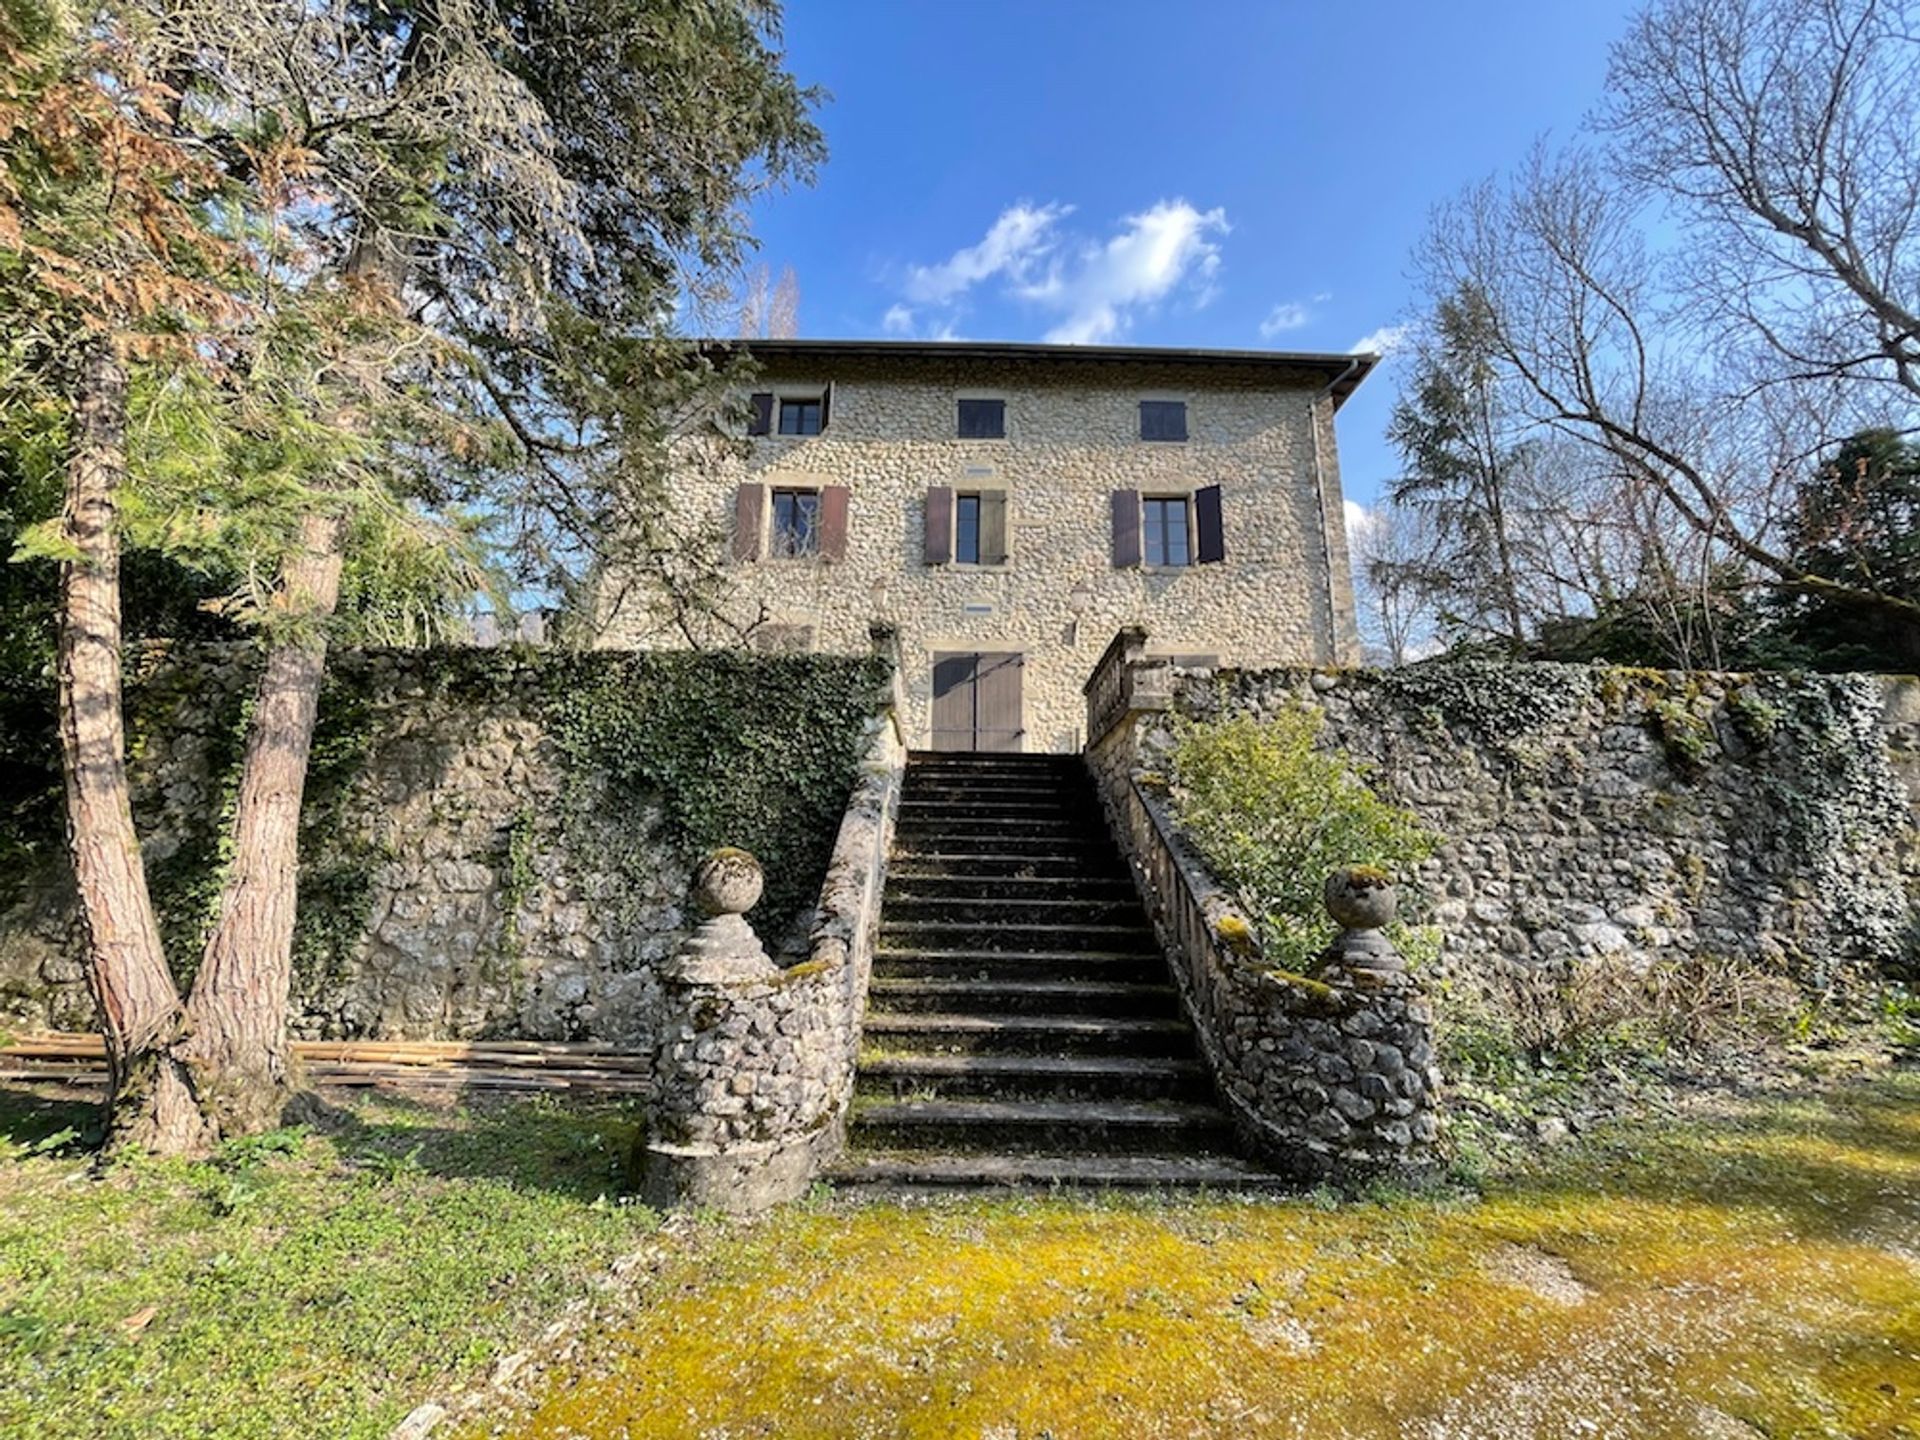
[[639, 655, 907, 1213], [1083, 634, 1443, 1184]]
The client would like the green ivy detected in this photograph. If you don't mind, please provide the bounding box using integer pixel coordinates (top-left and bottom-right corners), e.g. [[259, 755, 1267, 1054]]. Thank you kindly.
[[537, 649, 892, 944]]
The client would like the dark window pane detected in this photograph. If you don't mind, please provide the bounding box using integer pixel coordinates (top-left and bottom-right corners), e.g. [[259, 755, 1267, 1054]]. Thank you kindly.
[[957, 399, 1005, 439], [1140, 400, 1187, 442], [1143, 497, 1190, 567], [955, 493, 981, 564], [771, 488, 820, 556], [778, 399, 823, 436]]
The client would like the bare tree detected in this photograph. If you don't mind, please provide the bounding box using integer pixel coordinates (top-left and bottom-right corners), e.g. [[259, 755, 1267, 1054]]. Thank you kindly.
[[1349, 499, 1441, 665], [1399, 0, 1920, 655]]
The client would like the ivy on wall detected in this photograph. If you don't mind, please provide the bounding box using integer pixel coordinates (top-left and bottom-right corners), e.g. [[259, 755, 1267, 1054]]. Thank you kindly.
[[537, 650, 892, 943], [2, 645, 893, 1011]]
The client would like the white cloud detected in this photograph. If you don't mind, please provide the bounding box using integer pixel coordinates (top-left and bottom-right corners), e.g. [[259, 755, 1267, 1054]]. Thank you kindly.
[[1343, 498, 1375, 544], [1350, 324, 1410, 356], [1034, 200, 1230, 344], [904, 203, 1070, 305], [893, 199, 1228, 346], [1260, 301, 1311, 337]]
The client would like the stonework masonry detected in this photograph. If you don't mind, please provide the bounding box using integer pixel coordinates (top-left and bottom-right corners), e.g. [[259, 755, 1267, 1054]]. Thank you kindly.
[[594, 344, 1368, 753], [0, 647, 894, 1056], [1092, 648, 1919, 996]]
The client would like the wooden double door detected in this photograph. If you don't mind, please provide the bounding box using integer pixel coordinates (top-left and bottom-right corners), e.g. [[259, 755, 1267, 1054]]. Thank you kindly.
[[931, 652, 1025, 752]]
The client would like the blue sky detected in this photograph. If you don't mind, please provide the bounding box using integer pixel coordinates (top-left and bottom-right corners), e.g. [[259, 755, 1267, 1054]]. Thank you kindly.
[[743, 0, 1642, 508]]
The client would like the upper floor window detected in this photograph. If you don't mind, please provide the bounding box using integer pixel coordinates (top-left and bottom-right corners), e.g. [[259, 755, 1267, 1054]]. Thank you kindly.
[[778, 397, 824, 436], [1140, 400, 1188, 442], [955, 493, 983, 563], [771, 487, 821, 557], [957, 398, 1005, 439], [1142, 495, 1191, 567]]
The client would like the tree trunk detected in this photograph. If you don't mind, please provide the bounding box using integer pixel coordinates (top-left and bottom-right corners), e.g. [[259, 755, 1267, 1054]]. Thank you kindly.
[[57, 341, 211, 1154], [182, 510, 346, 1135]]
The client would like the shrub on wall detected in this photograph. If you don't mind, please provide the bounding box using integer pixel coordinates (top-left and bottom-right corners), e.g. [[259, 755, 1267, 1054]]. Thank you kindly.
[[1166, 707, 1436, 972]]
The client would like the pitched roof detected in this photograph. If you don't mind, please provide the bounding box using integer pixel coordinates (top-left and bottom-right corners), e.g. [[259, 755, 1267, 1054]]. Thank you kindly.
[[703, 338, 1377, 409]]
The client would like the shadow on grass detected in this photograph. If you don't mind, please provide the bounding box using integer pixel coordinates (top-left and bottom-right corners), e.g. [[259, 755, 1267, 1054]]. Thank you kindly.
[[0, 1080, 645, 1204]]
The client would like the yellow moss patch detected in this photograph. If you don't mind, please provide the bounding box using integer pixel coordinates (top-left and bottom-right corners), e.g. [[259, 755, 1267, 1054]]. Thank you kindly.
[[472, 1074, 1920, 1440]]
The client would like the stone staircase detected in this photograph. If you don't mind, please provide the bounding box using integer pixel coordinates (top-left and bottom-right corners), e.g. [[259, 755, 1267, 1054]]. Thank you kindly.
[[832, 750, 1279, 1192]]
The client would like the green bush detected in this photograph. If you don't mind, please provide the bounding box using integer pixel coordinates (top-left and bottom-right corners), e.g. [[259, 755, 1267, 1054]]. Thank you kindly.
[[1166, 708, 1436, 972]]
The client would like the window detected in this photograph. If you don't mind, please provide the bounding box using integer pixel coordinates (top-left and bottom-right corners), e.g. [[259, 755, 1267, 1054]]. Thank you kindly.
[[1143, 496, 1191, 567], [954, 493, 983, 564], [771, 488, 821, 557], [957, 398, 1005, 439], [1140, 400, 1188, 442], [778, 397, 823, 436]]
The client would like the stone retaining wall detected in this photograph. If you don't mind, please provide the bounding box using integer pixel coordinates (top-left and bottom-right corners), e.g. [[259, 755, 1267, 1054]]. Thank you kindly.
[[1090, 640, 1917, 994], [0, 645, 895, 1057]]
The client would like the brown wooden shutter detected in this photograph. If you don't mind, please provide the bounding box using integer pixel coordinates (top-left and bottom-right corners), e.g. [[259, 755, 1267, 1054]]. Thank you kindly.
[[746, 393, 773, 436], [1111, 489, 1142, 567], [732, 483, 764, 561], [924, 485, 953, 564], [819, 485, 850, 561], [1195, 484, 1225, 563], [975, 653, 1025, 753], [979, 491, 1008, 565]]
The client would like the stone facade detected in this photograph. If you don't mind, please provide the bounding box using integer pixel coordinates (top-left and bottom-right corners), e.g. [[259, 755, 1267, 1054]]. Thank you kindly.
[[594, 341, 1371, 753]]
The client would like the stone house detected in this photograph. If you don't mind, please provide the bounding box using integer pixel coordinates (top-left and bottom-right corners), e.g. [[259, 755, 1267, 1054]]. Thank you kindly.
[[594, 339, 1376, 753]]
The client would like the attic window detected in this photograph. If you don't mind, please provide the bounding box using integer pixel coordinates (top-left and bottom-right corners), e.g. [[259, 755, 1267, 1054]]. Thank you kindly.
[[778, 398, 824, 436], [1140, 400, 1188, 442]]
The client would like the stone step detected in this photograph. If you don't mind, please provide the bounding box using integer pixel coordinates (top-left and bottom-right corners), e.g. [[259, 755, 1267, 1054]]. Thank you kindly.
[[880, 895, 1145, 927], [830, 1150, 1287, 1192], [906, 750, 1078, 768], [872, 947, 1167, 983], [890, 832, 1117, 857], [886, 852, 1131, 881], [856, 1052, 1209, 1102], [894, 817, 1108, 843], [879, 920, 1159, 954], [868, 976, 1179, 1017], [849, 1098, 1236, 1154], [861, 1011, 1192, 1057], [902, 777, 1081, 798], [883, 873, 1137, 902], [894, 791, 1090, 814]]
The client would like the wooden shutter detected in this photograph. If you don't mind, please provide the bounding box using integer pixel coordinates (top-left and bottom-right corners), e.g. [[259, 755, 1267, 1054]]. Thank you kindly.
[[820, 382, 833, 432], [732, 483, 764, 562], [930, 653, 974, 752], [979, 491, 1008, 565], [1111, 489, 1142, 567], [975, 653, 1025, 753], [1195, 484, 1225, 563], [746, 393, 773, 436], [819, 485, 850, 561], [924, 485, 953, 564]]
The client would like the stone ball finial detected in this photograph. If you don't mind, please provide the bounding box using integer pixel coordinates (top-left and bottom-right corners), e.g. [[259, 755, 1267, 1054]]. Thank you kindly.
[[1324, 866, 1398, 931], [693, 848, 763, 918]]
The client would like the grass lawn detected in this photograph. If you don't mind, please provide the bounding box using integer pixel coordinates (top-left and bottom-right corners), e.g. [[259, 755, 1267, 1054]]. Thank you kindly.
[[0, 1087, 656, 1440], [474, 1071, 1920, 1440], [1, 1072, 1915, 1440]]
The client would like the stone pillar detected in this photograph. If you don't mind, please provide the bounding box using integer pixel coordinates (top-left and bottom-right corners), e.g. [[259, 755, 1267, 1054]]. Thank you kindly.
[[634, 850, 842, 1212], [1309, 867, 1442, 1176]]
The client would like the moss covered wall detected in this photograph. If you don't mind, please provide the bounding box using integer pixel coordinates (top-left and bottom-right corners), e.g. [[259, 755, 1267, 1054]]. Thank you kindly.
[[0, 646, 893, 1044], [1146, 663, 1919, 989]]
